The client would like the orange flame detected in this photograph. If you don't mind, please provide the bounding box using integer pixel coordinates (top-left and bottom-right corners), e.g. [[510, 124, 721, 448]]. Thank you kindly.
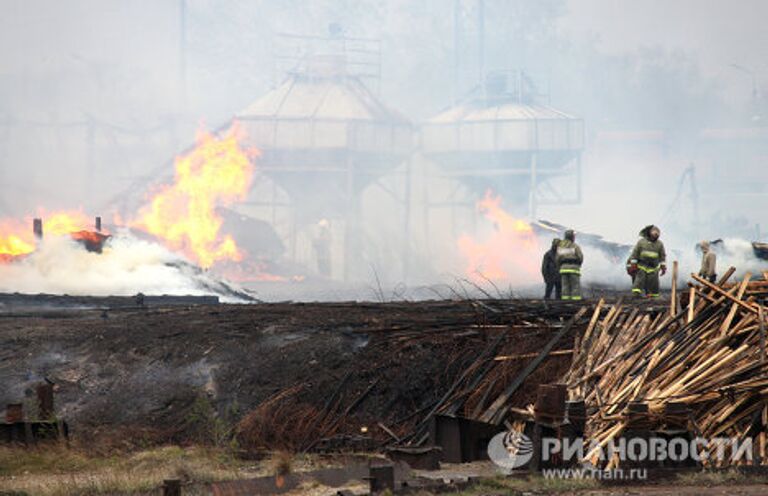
[[0, 126, 265, 278], [0, 230, 34, 258], [132, 124, 258, 268], [44, 211, 92, 236], [0, 211, 93, 262], [457, 190, 539, 282]]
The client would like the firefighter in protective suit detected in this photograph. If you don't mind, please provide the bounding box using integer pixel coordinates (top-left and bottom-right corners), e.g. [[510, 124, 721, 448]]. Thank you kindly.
[[627, 225, 667, 297], [555, 230, 584, 301], [541, 238, 562, 299]]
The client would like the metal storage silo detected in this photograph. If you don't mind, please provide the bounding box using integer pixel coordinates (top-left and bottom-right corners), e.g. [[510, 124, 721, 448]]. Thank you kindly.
[[421, 73, 584, 218], [236, 35, 413, 280]]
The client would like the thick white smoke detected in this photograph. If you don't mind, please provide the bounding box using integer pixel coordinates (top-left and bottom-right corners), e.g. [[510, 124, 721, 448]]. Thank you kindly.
[[695, 238, 768, 280], [0, 230, 253, 302], [579, 236, 768, 292]]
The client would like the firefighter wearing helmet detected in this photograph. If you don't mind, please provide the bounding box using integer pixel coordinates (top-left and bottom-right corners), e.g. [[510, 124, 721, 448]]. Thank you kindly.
[[626, 225, 667, 297], [555, 229, 584, 301]]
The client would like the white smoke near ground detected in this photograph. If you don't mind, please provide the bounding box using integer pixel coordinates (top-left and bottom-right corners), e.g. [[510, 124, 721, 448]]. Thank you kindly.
[[580, 236, 768, 292], [0, 2, 765, 301], [0, 230, 253, 302], [579, 245, 633, 290], [701, 238, 768, 280]]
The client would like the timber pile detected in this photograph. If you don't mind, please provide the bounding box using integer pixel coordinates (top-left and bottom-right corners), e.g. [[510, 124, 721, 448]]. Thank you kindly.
[[396, 300, 669, 447], [236, 298, 597, 452], [564, 267, 768, 467], [396, 307, 591, 446], [719, 271, 768, 299]]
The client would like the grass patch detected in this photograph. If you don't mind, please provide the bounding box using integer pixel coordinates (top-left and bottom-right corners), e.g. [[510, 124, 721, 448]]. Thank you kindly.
[[0, 445, 255, 496], [0, 444, 348, 495], [454, 474, 600, 496], [674, 468, 768, 487]]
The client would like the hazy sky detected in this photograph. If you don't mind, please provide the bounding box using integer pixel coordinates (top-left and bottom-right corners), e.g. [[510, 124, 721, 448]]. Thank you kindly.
[[1, 0, 765, 122], [0, 0, 765, 243], [560, 0, 768, 102]]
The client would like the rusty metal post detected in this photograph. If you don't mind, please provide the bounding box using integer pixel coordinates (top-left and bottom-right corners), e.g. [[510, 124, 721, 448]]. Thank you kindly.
[[33, 218, 43, 240], [95, 216, 102, 232], [534, 384, 567, 423], [6, 404, 23, 423], [366, 464, 394, 494], [36, 383, 54, 420], [162, 479, 181, 496]]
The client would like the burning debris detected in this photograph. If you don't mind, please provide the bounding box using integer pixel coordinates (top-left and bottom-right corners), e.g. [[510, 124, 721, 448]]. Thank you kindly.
[[0, 211, 95, 261], [131, 124, 258, 269], [0, 126, 281, 300], [0, 230, 256, 302], [458, 190, 541, 285]]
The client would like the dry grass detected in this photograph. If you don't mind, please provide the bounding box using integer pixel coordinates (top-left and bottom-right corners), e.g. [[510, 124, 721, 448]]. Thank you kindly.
[[674, 468, 768, 486], [236, 385, 329, 452], [0, 445, 255, 496], [0, 444, 350, 496], [448, 474, 600, 496]]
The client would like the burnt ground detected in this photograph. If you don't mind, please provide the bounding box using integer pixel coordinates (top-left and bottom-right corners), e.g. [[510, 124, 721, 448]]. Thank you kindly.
[[0, 297, 663, 452]]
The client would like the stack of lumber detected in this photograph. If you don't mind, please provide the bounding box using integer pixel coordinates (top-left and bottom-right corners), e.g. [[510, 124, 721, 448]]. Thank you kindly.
[[400, 307, 591, 446], [399, 300, 668, 447], [720, 271, 768, 299], [564, 267, 768, 467]]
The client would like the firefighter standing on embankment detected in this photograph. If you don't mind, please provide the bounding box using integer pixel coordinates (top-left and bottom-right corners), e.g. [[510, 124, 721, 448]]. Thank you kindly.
[[555, 230, 583, 301], [699, 240, 717, 283], [627, 225, 667, 297], [541, 238, 561, 299]]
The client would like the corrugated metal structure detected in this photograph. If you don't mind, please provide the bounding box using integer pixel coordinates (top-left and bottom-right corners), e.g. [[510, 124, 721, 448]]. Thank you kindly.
[[422, 73, 584, 218], [423, 103, 582, 157], [237, 73, 412, 218], [236, 35, 413, 280]]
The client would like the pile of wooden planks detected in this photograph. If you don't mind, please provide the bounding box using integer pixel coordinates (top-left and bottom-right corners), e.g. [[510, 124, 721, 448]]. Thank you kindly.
[[399, 307, 593, 446], [719, 271, 768, 299], [564, 267, 768, 467]]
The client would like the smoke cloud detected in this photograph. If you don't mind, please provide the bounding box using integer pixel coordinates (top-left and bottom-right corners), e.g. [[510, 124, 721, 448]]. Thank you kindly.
[[0, 231, 251, 302], [0, 1, 766, 299]]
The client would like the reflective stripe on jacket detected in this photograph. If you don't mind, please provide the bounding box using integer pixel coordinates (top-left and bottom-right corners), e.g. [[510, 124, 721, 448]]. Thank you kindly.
[[555, 240, 583, 274], [627, 237, 666, 270]]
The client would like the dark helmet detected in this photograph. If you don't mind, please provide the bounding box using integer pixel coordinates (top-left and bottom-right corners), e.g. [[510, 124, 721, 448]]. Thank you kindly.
[[640, 225, 660, 240], [564, 229, 575, 241]]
